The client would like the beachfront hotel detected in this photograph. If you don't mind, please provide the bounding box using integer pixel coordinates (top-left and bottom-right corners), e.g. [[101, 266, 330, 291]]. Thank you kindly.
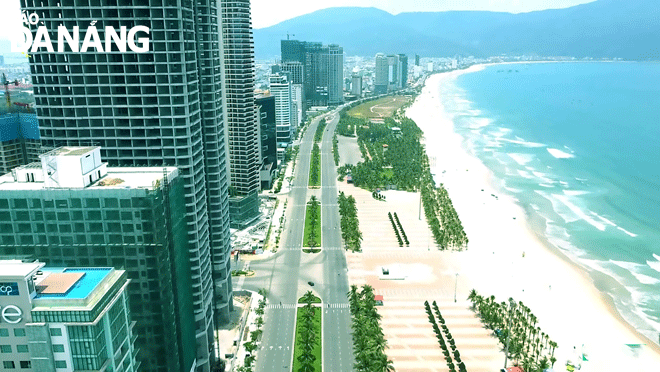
[[0, 146, 195, 372], [0, 259, 137, 372]]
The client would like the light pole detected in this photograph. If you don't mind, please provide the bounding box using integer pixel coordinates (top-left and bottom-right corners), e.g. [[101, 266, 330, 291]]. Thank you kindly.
[[453, 273, 458, 302], [504, 298, 516, 369]]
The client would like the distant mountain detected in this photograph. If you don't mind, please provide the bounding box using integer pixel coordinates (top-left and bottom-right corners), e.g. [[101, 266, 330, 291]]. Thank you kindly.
[[254, 0, 660, 60]]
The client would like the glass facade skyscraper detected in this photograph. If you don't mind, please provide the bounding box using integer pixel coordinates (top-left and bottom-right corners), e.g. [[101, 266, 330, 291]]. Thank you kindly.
[[17, 1, 233, 370], [220, 0, 261, 228]]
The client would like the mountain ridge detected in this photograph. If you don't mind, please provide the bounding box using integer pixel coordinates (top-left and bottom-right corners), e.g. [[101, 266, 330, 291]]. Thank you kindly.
[[254, 0, 660, 60]]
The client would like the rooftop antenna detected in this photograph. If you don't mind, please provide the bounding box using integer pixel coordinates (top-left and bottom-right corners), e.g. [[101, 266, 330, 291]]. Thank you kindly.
[[287, 32, 295, 40]]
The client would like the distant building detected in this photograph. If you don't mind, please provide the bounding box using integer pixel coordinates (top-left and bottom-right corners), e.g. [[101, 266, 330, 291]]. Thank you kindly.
[[428, 62, 434, 72], [351, 73, 363, 97], [291, 84, 304, 129], [415, 54, 420, 66], [0, 113, 40, 175], [256, 95, 277, 189], [269, 74, 293, 147], [398, 54, 408, 89], [327, 44, 344, 106], [0, 259, 138, 372], [0, 55, 4, 66], [0, 147, 195, 372], [374, 53, 389, 94], [281, 39, 344, 108]]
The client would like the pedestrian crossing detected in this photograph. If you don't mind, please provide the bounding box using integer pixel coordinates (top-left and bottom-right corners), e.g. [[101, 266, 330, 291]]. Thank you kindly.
[[264, 304, 297, 309], [264, 303, 350, 309]]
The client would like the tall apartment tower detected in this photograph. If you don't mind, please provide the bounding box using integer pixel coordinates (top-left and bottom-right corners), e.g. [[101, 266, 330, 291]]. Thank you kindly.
[[269, 74, 293, 146], [328, 44, 344, 105], [374, 53, 389, 94], [220, 0, 260, 228], [0, 113, 41, 174], [398, 54, 408, 89], [18, 1, 233, 371]]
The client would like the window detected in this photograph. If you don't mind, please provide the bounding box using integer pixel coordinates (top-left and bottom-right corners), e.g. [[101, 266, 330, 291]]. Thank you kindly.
[[0, 329, 8, 337], [54, 360, 67, 368], [0, 344, 12, 353], [49, 328, 62, 336], [3, 361, 15, 369], [52, 344, 65, 352], [16, 345, 28, 353], [20, 361, 30, 368], [13, 328, 25, 337]]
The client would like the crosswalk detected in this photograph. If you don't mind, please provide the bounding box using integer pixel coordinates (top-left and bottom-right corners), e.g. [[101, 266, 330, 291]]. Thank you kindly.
[[264, 303, 350, 309]]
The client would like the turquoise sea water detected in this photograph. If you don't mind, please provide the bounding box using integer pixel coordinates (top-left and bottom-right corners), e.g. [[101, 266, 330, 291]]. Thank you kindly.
[[442, 62, 660, 343]]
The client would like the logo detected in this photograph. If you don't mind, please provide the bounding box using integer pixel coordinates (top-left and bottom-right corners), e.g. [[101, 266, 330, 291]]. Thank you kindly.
[[0, 306, 23, 324], [11, 11, 150, 53], [0, 282, 19, 296]]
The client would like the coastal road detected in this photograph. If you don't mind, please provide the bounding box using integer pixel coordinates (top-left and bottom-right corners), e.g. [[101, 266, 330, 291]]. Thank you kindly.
[[238, 109, 353, 372]]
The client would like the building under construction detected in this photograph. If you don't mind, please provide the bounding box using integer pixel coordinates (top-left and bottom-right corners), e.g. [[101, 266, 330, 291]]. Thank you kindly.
[[0, 112, 41, 174]]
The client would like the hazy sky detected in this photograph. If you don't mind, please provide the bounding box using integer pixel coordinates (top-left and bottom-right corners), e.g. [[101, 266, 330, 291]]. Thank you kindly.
[[0, 0, 597, 42]]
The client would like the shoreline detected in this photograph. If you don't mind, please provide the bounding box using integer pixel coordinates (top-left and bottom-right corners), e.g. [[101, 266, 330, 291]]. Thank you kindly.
[[407, 64, 660, 370]]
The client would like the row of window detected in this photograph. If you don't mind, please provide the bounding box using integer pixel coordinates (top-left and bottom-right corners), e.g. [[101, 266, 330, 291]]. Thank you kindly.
[[0, 328, 25, 337], [0, 343, 65, 353], [2, 360, 66, 369]]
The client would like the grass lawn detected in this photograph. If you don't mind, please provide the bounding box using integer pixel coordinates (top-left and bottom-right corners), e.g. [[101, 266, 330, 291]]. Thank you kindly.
[[303, 203, 322, 248], [347, 95, 411, 119], [292, 307, 322, 372]]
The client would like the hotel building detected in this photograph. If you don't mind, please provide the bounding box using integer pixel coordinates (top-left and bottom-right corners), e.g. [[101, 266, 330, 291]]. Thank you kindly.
[[0, 259, 138, 372]]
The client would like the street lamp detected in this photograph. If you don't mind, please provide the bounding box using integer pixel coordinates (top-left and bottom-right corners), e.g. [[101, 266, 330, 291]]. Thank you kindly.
[[503, 298, 517, 369], [453, 273, 458, 302]]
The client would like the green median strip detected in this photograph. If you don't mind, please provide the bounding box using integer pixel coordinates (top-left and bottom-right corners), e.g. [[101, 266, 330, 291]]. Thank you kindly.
[[303, 196, 321, 248], [293, 292, 322, 372]]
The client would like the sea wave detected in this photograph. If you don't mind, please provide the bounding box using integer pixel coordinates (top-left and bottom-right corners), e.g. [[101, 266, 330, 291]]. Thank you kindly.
[[508, 153, 535, 165], [499, 137, 546, 148], [610, 260, 660, 285], [647, 254, 660, 274], [547, 148, 575, 158]]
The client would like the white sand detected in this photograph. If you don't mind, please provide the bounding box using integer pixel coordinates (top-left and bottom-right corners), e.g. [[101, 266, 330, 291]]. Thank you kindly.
[[406, 67, 660, 371]]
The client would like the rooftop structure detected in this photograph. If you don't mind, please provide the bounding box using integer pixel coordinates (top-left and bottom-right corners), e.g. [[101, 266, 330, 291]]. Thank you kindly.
[[0, 259, 138, 372], [0, 147, 192, 372]]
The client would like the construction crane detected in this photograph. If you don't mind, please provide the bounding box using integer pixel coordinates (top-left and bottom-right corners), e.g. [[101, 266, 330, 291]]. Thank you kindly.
[[2, 73, 20, 110]]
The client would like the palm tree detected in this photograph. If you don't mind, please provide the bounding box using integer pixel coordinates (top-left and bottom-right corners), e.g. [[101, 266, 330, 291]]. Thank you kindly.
[[301, 291, 317, 305]]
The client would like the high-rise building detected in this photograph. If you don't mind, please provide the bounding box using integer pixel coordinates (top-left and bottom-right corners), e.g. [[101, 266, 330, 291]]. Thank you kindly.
[[415, 54, 420, 66], [19, 1, 233, 370], [0, 259, 138, 372], [269, 74, 293, 146], [281, 40, 343, 108], [374, 53, 389, 94], [221, 0, 260, 228], [398, 54, 408, 89], [291, 84, 304, 129], [255, 95, 277, 189], [280, 61, 304, 85], [0, 147, 195, 372], [351, 73, 363, 97], [328, 44, 344, 105], [0, 113, 40, 174]]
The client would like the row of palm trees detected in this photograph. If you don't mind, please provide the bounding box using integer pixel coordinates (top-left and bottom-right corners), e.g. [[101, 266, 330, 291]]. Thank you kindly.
[[236, 297, 267, 372], [309, 143, 321, 187], [424, 300, 467, 372], [306, 196, 321, 248], [468, 290, 557, 371], [388, 212, 405, 247], [338, 192, 362, 252], [314, 118, 327, 142], [333, 133, 340, 166], [392, 212, 409, 245], [348, 285, 395, 372], [295, 291, 321, 372], [420, 155, 469, 250]]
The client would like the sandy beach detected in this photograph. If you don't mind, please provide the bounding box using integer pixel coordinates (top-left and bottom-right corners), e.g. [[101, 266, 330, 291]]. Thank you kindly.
[[405, 66, 660, 371]]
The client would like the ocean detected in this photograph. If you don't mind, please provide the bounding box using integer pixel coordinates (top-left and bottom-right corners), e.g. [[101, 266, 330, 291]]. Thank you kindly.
[[438, 62, 660, 344]]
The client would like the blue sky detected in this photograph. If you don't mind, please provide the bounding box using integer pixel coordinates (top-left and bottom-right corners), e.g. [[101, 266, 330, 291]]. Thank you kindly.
[[1, 0, 596, 43]]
